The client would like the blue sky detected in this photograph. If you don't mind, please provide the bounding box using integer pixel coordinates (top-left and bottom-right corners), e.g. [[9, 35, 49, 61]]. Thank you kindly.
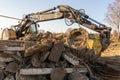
[[0, 0, 115, 32]]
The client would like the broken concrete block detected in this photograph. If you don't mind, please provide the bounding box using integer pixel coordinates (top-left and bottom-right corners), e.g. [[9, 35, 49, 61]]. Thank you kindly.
[[48, 41, 64, 62], [68, 73, 89, 80], [31, 53, 41, 67], [4, 75, 14, 80], [20, 68, 87, 75], [62, 52, 79, 65], [0, 62, 6, 69], [0, 70, 4, 80], [40, 52, 50, 62], [25, 42, 52, 57], [51, 68, 66, 80], [0, 56, 13, 63], [5, 62, 18, 73], [11, 54, 23, 63], [16, 71, 47, 80]]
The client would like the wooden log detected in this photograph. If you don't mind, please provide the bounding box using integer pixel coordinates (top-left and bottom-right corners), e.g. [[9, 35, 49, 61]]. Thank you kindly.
[[20, 68, 88, 75]]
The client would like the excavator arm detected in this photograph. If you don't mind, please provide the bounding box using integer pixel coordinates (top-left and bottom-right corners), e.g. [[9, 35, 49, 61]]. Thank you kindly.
[[14, 5, 111, 52], [25, 5, 99, 30], [26, 5, 110, 30], [17, 5, 111, 34]]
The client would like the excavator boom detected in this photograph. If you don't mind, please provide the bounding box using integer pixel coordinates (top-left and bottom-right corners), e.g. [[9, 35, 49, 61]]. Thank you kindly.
[[17, 5, 110, 34]]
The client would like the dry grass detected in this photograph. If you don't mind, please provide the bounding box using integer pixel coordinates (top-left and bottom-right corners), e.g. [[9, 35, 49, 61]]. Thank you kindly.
[[92, 42, 120, 80], [102, 42, 120, 57]]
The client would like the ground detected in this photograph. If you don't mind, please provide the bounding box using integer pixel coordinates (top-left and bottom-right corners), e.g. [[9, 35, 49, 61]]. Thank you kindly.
[[102, 42, 120, 57], [90, 42, 120, 80], [99, 42, 120, 71]]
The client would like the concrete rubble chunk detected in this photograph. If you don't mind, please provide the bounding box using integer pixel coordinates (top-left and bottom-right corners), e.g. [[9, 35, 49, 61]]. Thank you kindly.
[[48, 41, 64, 62], [0, 56, 13, 63], [40, 52, 50, 62], [16, 70, 47, 80], [31, 53, 41, 67], [0, 62, 6, 69], [0, 70, 4, 80], [25, 42, 52, 57], [20, 68, 88, 75], [4, 75, 14, 80], [5, 62, 18, 73], [11, 54, 23, 63], [62, 52, 80, 65], [51, 68, 66, 80], [68, 73, 89, 80]]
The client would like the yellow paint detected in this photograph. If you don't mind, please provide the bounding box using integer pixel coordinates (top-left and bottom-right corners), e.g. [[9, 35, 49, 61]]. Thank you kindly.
[[87, 40, 94, 49], [87, 34, 102, 55]]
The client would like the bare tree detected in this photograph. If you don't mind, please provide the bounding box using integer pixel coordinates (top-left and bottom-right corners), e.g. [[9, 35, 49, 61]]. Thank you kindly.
[[105, 0, 120, 41], [111, 30, 119, 41]]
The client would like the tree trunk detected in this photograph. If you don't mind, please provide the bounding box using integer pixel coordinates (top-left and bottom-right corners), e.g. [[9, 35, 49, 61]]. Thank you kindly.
[[117, 26, 120, 41]]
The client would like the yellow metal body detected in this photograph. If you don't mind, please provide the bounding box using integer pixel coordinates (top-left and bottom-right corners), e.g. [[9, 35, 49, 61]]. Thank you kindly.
[[87, 34, 102, 56]]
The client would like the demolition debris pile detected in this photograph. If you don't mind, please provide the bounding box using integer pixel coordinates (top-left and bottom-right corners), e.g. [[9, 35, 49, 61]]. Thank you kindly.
[[0, 29, 120, 80]]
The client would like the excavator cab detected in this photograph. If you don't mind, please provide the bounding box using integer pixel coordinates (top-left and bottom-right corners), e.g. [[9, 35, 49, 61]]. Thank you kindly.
[[27, 22, 39, 34], [13, 22, 39, 38]]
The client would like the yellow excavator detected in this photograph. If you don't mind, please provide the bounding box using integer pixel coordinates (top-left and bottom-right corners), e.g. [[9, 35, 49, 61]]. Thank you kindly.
[[0, 5, 113, 80], [0, 5, 111, 57]]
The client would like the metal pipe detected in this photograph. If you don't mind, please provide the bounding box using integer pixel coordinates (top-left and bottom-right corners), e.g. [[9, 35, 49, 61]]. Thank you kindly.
[[0, 15, 21, 20], [88, 17, 105, 27]]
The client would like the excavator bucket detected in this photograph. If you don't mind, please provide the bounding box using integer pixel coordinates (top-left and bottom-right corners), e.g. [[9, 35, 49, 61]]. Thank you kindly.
[[0, 28, 17, 40]]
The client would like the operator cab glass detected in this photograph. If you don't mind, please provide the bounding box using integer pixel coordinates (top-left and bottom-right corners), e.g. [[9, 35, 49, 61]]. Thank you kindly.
[[29, 23, 38, 34]]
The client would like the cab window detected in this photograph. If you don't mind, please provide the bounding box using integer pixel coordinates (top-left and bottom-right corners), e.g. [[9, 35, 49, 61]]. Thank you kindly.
[[29, 23, 37, 33]]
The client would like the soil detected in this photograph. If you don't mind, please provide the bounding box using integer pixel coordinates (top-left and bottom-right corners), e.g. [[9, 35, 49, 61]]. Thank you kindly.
[[102, 42, 120, 57]]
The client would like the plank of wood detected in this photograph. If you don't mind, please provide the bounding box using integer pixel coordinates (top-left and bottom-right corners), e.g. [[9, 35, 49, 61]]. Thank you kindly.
[[20, 68, 87, 75]]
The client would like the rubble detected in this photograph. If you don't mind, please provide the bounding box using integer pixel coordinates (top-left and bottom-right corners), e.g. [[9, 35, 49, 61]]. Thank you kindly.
[[50, 68, 66, 80], [0, 70, 4, 80], [68, 72, 89, 80], [5, 62, 18, 73], [0, 28, 120, 80]]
